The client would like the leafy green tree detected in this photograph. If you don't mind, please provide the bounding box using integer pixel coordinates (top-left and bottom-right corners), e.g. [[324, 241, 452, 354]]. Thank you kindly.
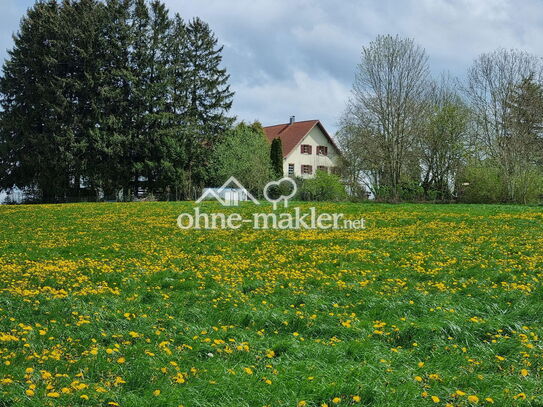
[[128, 0, 152, 196], [211, 122, 272, 196], [270, 138, 283, 178]]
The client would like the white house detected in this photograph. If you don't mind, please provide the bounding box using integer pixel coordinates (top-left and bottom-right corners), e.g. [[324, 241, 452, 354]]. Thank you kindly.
[[263, 117, 341, 178]]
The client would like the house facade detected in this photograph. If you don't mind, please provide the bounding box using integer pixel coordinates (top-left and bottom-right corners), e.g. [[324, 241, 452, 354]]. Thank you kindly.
[[263, 117, 341, 178]]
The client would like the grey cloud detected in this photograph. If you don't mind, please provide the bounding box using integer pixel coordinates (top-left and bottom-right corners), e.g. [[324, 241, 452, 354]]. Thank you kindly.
[[3, 0, 543, 133]]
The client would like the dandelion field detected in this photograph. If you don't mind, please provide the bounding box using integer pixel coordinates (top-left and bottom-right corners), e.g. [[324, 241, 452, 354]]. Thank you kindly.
[[0, 202, 543, 406]]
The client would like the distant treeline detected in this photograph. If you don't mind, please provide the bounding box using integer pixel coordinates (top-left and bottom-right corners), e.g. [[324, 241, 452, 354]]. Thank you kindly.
[[0, 0, 234, 202], [339, 35, 543, 204]]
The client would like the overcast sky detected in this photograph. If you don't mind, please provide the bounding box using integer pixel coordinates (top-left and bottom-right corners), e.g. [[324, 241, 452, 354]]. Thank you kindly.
[[1, 0, 542, 134]]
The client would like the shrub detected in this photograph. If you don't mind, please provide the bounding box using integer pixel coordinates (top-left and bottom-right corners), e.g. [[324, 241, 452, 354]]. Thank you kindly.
[[399, 181, 425, 202], [373, 182, 425, 202], [508, 168, 543, 204], [298, 171, 347, 201], [457, 163, 502, 203]]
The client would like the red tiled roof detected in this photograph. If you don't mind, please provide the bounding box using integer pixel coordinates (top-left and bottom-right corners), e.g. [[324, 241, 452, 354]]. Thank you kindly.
[[263, 120, 336, 157]]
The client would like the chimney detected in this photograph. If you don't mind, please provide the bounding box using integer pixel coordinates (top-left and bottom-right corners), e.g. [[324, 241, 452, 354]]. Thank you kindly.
[[289, 116, 295, 125]]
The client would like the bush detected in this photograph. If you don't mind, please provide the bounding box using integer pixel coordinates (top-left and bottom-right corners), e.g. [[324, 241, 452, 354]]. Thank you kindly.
[[399, 181, 425, 202], [457, 163, 502, 203], [373, 181, 425, 202], [298, 171, 347, 201], [457, 160, 543, 204], [509, 168, 543, 204]]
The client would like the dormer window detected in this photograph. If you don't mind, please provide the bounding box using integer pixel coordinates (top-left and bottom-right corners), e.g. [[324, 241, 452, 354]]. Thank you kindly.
[[317, 146, 328, 156], [300, 144, 312, 154]]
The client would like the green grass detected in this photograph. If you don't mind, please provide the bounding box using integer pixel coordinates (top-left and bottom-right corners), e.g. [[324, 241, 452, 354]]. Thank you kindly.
[[0, 201, 542, 406]]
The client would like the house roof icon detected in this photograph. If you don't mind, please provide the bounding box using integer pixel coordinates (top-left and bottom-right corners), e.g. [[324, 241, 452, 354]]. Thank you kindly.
[[196, 176, 260, 206]]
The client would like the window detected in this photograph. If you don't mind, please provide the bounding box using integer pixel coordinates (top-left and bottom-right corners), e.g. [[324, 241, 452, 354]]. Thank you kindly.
[[317, 146, 328, 156], [300, 144, 312, 154], [288, 163, 295, 176], [301, 165, 313, 175], [317, 166, 328, 173]]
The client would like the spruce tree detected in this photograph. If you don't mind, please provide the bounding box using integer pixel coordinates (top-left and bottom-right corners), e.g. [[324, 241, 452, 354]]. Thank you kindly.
[[58, 0, 105, 199], [0, 0, 235, 202], [184, 17, 235, 194], [129, 0, 152, 196], [94, 0, 135, 199], [166, 14, 190, 199], [0, 1, 70, 202], [144, 0, 176, 195]]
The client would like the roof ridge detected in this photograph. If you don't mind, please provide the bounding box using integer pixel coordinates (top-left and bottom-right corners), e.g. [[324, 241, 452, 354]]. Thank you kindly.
[[263, 119, 318, 128]]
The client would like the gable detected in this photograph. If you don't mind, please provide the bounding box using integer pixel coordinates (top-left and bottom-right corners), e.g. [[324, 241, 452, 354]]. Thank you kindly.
[[263, 120, 339, 157]]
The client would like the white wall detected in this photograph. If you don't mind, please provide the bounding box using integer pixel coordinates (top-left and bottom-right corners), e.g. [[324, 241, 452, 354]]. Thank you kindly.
[[283, 125, 340, 178]]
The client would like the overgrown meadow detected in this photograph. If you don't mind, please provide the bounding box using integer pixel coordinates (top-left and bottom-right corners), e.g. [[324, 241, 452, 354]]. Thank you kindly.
[[0, 202, 542, 406]]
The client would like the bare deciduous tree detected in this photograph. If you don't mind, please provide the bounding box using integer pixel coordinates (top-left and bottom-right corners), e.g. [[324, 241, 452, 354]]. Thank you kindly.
[[419, 77, 468, 200], [339, 35, 430, 200], [464, 49, 543, 202]]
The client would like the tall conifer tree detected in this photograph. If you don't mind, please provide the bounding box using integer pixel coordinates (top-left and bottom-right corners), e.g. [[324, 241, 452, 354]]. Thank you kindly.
[[0, 1, 69, 202], [0, 0, 235, 202], [270, 138, 284, 178], [184, 17, 235, 193]]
